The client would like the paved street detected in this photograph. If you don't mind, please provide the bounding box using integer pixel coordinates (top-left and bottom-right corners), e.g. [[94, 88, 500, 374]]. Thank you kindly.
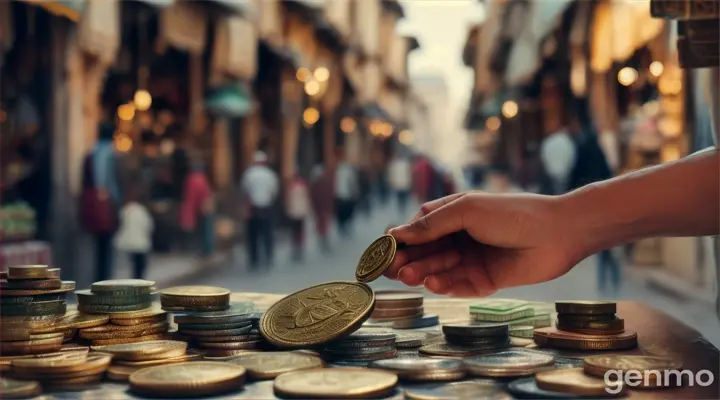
[[182, 201, 720, 348]]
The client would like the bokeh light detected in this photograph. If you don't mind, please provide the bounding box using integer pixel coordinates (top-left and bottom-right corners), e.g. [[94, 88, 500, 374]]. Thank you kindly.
[[314, 67, 330, 82], [501, 101, 518, 119], [133, 90, 152, 111], [618, 67, 638, 86], [303, 107, 320, 125]]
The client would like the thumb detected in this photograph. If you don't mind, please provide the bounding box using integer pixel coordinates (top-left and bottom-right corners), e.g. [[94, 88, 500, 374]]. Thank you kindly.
[[390, 196, 469, 245]]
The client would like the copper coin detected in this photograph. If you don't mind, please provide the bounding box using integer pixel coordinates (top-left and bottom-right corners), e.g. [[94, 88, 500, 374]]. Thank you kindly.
[[371, 307, 424, 320], [111, 313, 168, 326], [534, 328, 638, 351], [536, 368, 626, 396], [374, 291, 424, 309], [89, 333, 169, 347], [556, 317, 624, 331], [6, 265, 49, 280]]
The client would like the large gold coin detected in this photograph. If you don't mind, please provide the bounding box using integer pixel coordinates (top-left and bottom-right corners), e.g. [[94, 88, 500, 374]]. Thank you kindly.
[[227, 351, 325, 379], [0, 377, 41, 399], [355, 235, 397, 283], [7, 265, 49, 280], [90, 340, 187, 361], [536, 368, 626, 396], [273, 367, 397, 399], [583, 355, 682, 387], [260, 281, 374, 348], [129, 361, 246, 397]]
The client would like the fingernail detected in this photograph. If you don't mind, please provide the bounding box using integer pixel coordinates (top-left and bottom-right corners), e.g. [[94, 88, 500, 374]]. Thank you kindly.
[[398, 267, 415, 284]]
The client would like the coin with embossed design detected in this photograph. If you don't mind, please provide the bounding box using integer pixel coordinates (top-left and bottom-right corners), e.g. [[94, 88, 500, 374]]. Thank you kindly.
[[355, 235, 397, 283], [228, 351, 324, 379], [260, 281, 374, 348], [129, 362, 246, 397], [273, 368, 397, 398]]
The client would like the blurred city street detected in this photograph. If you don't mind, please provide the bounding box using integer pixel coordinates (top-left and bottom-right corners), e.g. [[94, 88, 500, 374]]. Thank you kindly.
[[177, 201, 720, 349]]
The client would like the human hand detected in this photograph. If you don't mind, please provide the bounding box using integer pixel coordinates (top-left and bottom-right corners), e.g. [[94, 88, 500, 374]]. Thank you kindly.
[[386, 192, 580, 297]]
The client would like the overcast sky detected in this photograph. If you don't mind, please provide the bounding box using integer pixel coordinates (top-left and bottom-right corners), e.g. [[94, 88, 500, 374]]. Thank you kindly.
[[398, 0, 486, 122]]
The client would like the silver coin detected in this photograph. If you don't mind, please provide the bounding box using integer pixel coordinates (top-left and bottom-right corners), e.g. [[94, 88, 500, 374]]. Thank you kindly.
[[371, 358, 462, 372], [324, 345, 396, 355], [395, 332, 428, 348], [463, 350, 555, 377], [341, 330, 397, 342], [403, 380, 510, 400]]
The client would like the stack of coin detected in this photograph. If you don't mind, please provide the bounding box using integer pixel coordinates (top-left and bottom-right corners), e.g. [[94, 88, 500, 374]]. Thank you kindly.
[[555, 301, 625, 335], [173, 302, 263, 357], [370, 290, 424, 321], [76, 279, 157, 315], [370, 358, 466, 382], [160, 286, 231, 312], [470, 299, 551, 328], [534, 327, 638, 351], [441, 323, 512, 352], [93, 340, 190, 382], [7, 352, 111, 390], [322, 330, 398, 363], [0, 265, 77, 355]]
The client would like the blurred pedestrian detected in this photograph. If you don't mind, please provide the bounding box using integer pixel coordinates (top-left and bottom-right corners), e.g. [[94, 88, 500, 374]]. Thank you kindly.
[[309, 164, 333, 253], [170, 130, 191, 201], [412, 154, 432, 203], [286, 169, 311, 261], [240, 151, 279, 268], [540, 126, 576, 195], [567, 103, 621, 294], [335, 153, 359, 238], [114, 186, 154, 279], [179, 159, 215, 259], [388, 155, 412, 215], [80, 122, 121, 282]]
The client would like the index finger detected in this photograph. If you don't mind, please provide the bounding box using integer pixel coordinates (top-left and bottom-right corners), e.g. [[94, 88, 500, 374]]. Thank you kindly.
[[389, 195, 469, 245]]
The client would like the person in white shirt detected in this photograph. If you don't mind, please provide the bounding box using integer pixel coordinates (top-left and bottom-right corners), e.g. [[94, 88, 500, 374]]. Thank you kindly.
[[388, 156, 413, 215], [334, 155, 359, 238], [114, 187, 154, 279], [286, 169, 311, 261], [240, 151, 279, 268], [540, 128, 577, 194]]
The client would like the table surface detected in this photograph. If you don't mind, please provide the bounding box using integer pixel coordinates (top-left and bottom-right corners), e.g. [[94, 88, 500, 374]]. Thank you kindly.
[[22, 294, 720, 399]]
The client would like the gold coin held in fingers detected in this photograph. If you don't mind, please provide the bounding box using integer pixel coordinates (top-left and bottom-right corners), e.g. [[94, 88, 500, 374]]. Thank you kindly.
[[355, 235, 397, 283], [260, 281, 375, 348]]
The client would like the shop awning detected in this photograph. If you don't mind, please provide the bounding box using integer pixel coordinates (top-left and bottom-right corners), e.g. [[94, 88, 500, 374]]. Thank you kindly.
[[23, 0, 86, 22], [504, 0, 573, 86], [205, 83, 254, 118]]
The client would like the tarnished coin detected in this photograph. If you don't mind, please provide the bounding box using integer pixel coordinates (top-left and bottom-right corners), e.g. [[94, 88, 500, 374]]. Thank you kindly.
[[273, 368, 397, 399], [396, 332, 428, 348], [0, 281, 75, 296], [375, 290, 424, 308], [78, 302, 152, 314], [260, 281, 374, 348], [508, 377, 576, 399], [7, 265, 49, 280], [129, 361, 246, 397], [325, 345, 396, 356], [326, 330, 397, 349], [355, 235, 397, 283], [393, 314, 439, 329], [46, 268, 61, 279], [0, 300, 66, 317], [419, 342, 510, 358], [463, 350, 555, 377], [330, 348, 398, 361], [90, 340, 187, 361], [370, 358, 465, 381], [1, 279, 62, 290], [173, 301, 257, 324], [536, 368, 626, 396], [445, 334, 511, 347], [555, 301, 616, 315], [583, 355, 682, 387], [557, 313, 617, 322], [0, 377, 42, 398], [190, 334, 261, 343], [75, 289, 155, 306], [228, 351, 324, 379], [556, 317, 625, 332], [442, 323, 509, 338], [403, 380, 510, 400], [90, 279, 156, 295]]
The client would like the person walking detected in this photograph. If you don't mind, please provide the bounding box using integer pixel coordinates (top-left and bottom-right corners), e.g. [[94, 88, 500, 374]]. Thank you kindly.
[[567, 105, 621, 294], [80, 122, 121, 282], [388, 155, 412, 215], [179, 160, 215, 260], [334, 154, 359, 238], [540, 127, 576, 195], [309, 164, 333, 253], [114, 186, 154, 279], [286, 170, 311, 261], [240, 151, 279, 268]]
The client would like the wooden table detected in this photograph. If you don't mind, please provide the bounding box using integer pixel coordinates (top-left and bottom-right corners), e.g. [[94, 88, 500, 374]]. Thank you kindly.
[[31, 294, 720, 399]]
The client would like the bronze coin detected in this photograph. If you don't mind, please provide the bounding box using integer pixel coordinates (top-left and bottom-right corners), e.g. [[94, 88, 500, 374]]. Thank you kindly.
[[534, 328, 638, 351], [0, 281, 75, 296], [1, 279, 62, 290], [557, 317, 624, 331], [374, 291, 424, 309], [355, 235, 397, 283], [79, 322, 169, 340], [371, 307, 424, 320], [46, 268, 61, 279], [128, 362, 247, 397], [89, 333, 169, 347], [557, 313, 617, 322], [555, 301, 616, 315], [111, 313, 168, 326], [6, 265, 49, 280]]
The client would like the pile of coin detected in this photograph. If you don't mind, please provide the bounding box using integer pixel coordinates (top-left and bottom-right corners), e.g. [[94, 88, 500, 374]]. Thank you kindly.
[[95, 340, 191, 382], [322, 330, 398, 363], [7, 352, 111, 390], [160, 286, 231, 312], [174, 301, 264, 357], [555, 301, 625, 335], [534, 301, 638, 350], [442, 323, 511, 349], [0, 265, 77, 355], [469, 299, 551, 329], [76, 279, 157, 314]]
